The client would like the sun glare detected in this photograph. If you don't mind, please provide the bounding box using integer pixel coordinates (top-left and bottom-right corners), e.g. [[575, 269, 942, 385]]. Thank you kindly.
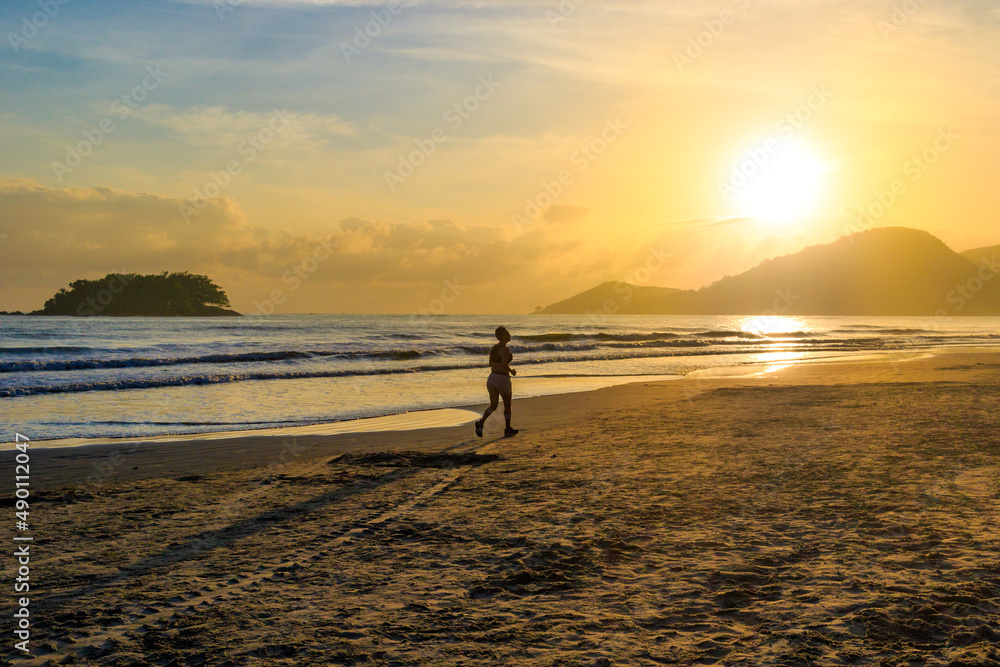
[[732, 143, 829, 225], [740, 315, 807, 336]]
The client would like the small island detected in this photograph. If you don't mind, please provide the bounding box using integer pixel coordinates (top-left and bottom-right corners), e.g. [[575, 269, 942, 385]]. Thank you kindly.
[[29, 271, 241, 317]]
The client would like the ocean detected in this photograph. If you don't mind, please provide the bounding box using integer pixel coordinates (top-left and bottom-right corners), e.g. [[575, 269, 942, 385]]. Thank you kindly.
[[2, 314, 999, 441]]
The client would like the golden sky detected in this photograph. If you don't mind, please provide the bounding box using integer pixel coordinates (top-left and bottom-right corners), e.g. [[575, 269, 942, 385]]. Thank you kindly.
[[1, 0, 998, 313]]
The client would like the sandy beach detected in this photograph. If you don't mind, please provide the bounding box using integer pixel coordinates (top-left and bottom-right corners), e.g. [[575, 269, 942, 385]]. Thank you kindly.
[[4, 350, 1000, 665]]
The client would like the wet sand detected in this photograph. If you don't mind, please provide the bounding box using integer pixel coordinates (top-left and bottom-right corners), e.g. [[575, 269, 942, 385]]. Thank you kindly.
[[4, 350, 1000, 665]]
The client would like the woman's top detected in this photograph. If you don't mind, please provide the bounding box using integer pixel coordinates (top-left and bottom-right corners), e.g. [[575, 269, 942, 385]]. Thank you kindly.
[[489, 344, 513, 376]]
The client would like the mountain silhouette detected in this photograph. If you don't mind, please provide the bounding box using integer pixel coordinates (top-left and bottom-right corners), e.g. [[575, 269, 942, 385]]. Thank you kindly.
[[539, 282, 682, 315], [539, 227, 1000, 316], [961, 243, 1000, 268]]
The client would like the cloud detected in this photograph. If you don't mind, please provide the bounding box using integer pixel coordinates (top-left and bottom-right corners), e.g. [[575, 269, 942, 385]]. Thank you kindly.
[[543, 204, 590, 225], [0, 179, 596, 313], [0, 178, 900, 313], [0, 177, 263, 274], [133, 105, 355, 149]]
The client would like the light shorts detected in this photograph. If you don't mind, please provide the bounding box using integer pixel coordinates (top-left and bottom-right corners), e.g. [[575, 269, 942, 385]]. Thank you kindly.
[[486, 372, 512, 396]]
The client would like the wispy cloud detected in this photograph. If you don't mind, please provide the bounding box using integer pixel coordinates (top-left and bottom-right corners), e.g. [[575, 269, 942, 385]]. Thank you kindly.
[[0, 179, 605, 312], [133, 104, 356, 148]]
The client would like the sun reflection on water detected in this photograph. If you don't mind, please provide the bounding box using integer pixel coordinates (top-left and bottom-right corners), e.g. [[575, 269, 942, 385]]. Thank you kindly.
[[737, 316, 811, 371], [739, 315, 809, 336]]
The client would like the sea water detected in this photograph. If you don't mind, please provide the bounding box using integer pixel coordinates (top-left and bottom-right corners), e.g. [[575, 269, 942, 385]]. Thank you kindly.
[[2, 314, 998, 441]]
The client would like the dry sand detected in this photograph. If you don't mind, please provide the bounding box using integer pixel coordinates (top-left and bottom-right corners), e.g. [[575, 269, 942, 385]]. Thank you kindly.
[[3, 350, 1000, 665]]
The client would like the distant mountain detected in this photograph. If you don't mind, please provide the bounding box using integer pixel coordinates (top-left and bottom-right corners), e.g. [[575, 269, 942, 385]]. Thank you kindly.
[[961, 244, 1000, 268], [538, 282, 682, 315], [539, 228, 1000, 316]]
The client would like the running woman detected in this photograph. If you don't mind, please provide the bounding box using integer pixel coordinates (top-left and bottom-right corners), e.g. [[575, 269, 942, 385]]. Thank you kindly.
[[475, 326, 518, 438]]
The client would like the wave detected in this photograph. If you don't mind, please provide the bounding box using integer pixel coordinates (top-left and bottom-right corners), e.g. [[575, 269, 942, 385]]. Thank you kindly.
[[0, 336, 777, 374], [457, 345, 492, 355], [334, 349, 427, 361], [0, 363, 475, 397], [832, 327, 934, 335], [0, 342, 961, 398], [694, 330, 819, 340], [519, 330, 820, 343], [0, 346, 767, 396], [91, 419, 300, 426], [0, 331, 919, 376], [0, 346, 102, 355], [0, 348, 435, 373], [517, 332, 682, 343], [0, 341, 892, 397]]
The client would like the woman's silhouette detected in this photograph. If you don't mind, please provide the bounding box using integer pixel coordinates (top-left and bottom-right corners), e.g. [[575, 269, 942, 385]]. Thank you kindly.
[[475, 326, 518, 438]]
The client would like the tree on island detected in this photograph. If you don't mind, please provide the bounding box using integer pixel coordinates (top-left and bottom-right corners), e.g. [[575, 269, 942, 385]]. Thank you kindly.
[[34, 271, 241, 316]]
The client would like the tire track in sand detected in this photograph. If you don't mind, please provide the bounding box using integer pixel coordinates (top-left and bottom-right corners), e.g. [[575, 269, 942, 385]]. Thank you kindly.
[[20, 436, 503, 665]]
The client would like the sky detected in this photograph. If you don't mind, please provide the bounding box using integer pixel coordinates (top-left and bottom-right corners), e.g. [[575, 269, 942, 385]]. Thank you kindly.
[[1, 0, 998, 314]]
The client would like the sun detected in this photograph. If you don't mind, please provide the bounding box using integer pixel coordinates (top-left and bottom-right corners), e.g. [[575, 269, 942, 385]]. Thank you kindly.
[[731, 143, 829, 225]]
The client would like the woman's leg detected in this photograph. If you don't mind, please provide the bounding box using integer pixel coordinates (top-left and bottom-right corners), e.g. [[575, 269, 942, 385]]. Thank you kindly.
[[481, 382, 500, 423], [501, 389, 512, 429]]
